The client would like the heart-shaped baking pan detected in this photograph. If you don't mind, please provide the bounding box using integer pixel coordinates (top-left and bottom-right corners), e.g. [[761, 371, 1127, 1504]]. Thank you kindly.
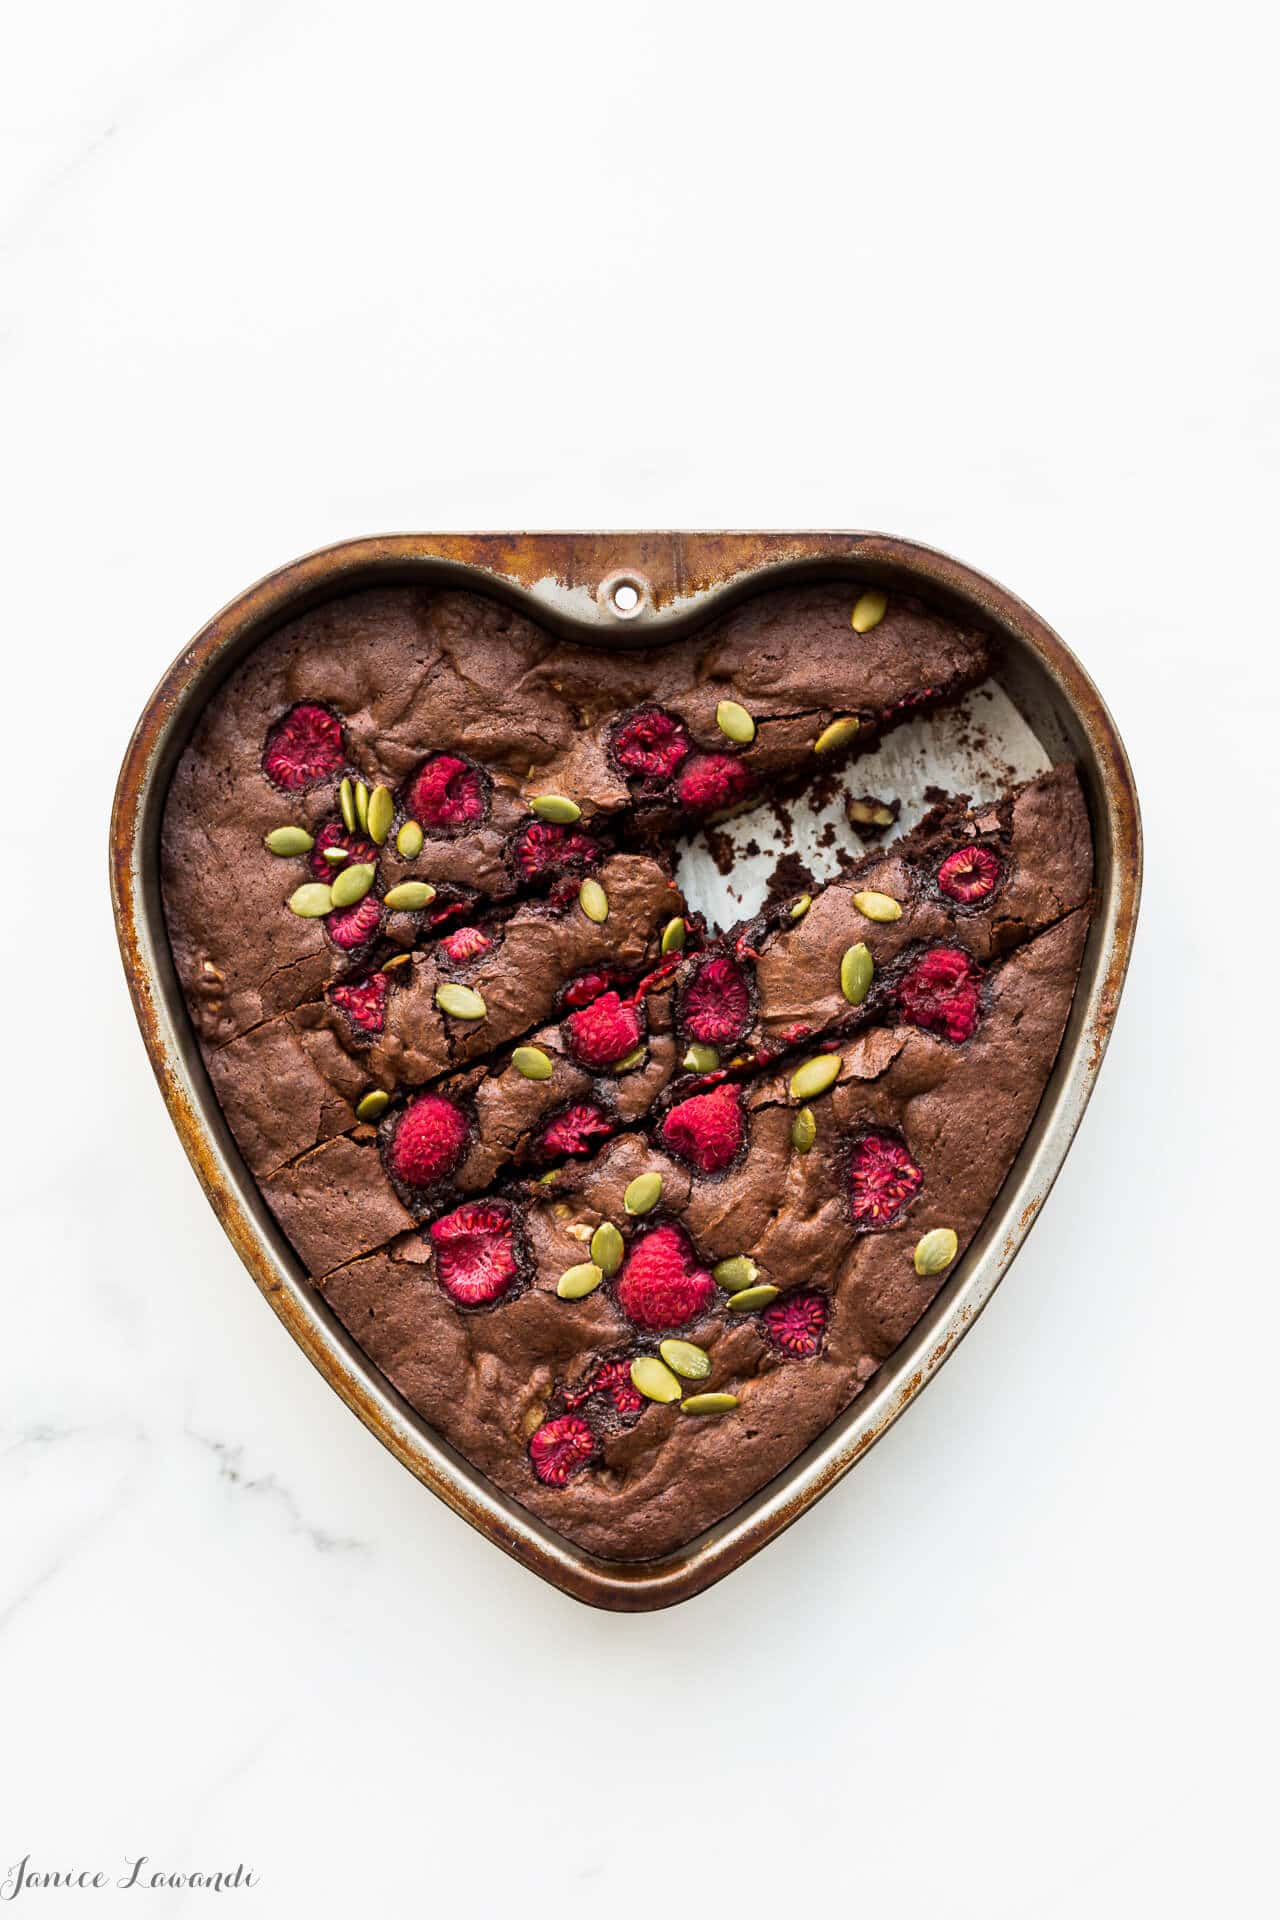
[[110, 533, 1141, 1610]]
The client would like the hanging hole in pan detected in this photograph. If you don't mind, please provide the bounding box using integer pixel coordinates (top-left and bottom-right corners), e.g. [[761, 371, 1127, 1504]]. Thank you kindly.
[[598, 571, 650, 620]]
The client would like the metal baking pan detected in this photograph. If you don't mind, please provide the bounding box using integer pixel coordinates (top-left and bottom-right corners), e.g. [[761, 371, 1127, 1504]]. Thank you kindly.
[[109, 532, 1142, 1610]]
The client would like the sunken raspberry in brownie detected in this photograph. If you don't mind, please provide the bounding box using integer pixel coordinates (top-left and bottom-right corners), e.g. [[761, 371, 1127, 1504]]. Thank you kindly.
[[160, 578, 1091, 1563]]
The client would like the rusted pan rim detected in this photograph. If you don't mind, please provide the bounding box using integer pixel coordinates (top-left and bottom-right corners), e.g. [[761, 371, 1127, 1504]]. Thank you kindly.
[[110, 532, 1142, 1611]]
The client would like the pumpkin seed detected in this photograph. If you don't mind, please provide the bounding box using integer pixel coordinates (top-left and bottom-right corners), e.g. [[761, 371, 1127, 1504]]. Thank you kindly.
[[537, 1168, 559, 1185], [367, 784, 395, 844], [682, 1043, 720, 1073], [630, 1356, 682, 1404], [322, 846, 350, 866], [840, 941, 874, 1005], [848, 797, 896, 827], [914, 1227, 959, 1276], [287, 882, 333, 918], [531, 794, 582, 824], [624, 1172, 662, 1216], [661, 916, 687, 954], [726, 1284, 780, 1312], [556, 1261, 603, 1300], [713, 1256, 759, 1292], [383, 952, 413, 970], [789, 1054, 841, 1101], [851, 588, 888, 633], [384, 881, 436, 911], [355, 1089, 390, 1123], [435, 983, 486, 1020], [716, 699, 756, 745], [579, 878, 609, 924], [659, 1339, 712, 1380], [852, 890, 901, 923], [590, 1222, 625, 1277], [396, 819, 424, 859], [339, 776, 357, 833], [330, 862, 375, 908], [789, 894, 811, 919], [354, 779, 370, 831], [264, 825, 315, 856], [512, 1045, 554, 1081], [613, 1045, 647, 1073], [791, 1105, 817, 1153], [681, 1393, 739, 1415], [814, 716, 860, 755]]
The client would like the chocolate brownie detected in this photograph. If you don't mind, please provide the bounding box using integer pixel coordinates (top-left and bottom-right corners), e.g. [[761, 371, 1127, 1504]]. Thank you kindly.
[[161, 580, 1092, 1562]]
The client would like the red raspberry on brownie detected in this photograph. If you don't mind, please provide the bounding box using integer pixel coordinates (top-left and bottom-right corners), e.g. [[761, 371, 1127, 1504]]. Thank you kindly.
[[529, 1415, 598, 1486], [430, 1201, 519, 1306], [536, 1103, 616, 1160], [660, 1083, 744, 1173], [897, 947, 982, 1043], [937, 845, 1002, 904], [615, 1223, 716, 1331], [437, 925, 493, 964], [511, 821, 602, 884], [677, 752, 756, 816], [611, 707, 690, 780], [262, 703, 345, 790], [405, 754, 487, 833], [329, 970, 390, 1036], [565, 1358, 645, 1418], [763, 1290, 828, 1356], [326, 894, 383, 951], [681, 954, 752, 1045], [564, 992, 643, 1069], [308, 817, 378, 882], [848, 1132, 923, 1227], [385, 1093, 470, 1189]]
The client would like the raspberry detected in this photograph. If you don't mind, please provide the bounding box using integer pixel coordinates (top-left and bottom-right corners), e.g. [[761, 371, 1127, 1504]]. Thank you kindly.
[[330, 970, 389, 1036], [512, 821, 601, 883], [763, 1291, 828, 1356], [611, 707, 691, 781], [537, 1104, 616, 1160], [677, 753, 756, 816], [615, 1224, 716, 1331], [565, 1358, 644, 1418], [430, 1201, 519, 1306], [438, 925, 493, 964], [681, 955, 751, 1045], [898, 947, 982, 1043], [308, 816, 378, 882], [529, 1415, 597, 1486], [262, 703, 345, 790], [327, 894, 383, 950], [561, 968, 619, 1010], [385, 1093, 470, 1189], [848, 1132, 924, 1227], [937, 845, 1002, 905], [406, 754, 486, 833], [564, 992, 643, 1069], [660, 1083, 744, 1174]]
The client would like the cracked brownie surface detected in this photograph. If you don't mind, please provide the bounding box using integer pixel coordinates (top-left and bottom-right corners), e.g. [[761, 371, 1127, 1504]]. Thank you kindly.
[[162, 579, 1092, 1562]]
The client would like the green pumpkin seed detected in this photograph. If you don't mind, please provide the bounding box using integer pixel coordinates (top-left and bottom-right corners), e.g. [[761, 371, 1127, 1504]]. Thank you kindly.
[[512, 1045, 554, 1081], [613, 1045, 647, 1073], [791, 1105, 817, 1153], [848, 797, 896, 827], [556, 1261, 603, 1300], [853, 889, 901, 923], [713, 1255, 759, 1292], [682, 1043, 720, 1073], [383, 952, 413, 970], [531, 794, 582, 824], [396, 819, 425, 859], [590, 1222, 625, 1277], [579, 878, 609, 924], [789, 1054, 841, 1101], [659, 1339, 712, 1380], [629, 1356, 682, 1404], [355, 1089, 390, 1123], [322, 846, 350, 866], [851, 588, 888, 633], [354, 780, 370, 831], [339, 776, 357, 833], [726, 1284, 780, 1312], [840, 941, 874, 1005], [264, 825, 315, 856], [914, 1227, 959, 1277], [716, 699, 756, 744], [537, 1168, 559, 1185], [624, 1171, 663, 1216], [435, 983, 486, 1020], [330, 862, 375, 908], [681, 1392, 739, 1415], [814, 715, 860, 755], [367, 785, 395, 844], [384, 881, 436, 911], [287, 882, 333, 918], [789, 894, 811, 920], [661, 916, 687, 954]]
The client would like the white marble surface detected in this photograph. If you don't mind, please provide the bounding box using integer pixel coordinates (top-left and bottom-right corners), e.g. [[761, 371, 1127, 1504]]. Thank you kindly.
[[2, 2, 1275, 1913]]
